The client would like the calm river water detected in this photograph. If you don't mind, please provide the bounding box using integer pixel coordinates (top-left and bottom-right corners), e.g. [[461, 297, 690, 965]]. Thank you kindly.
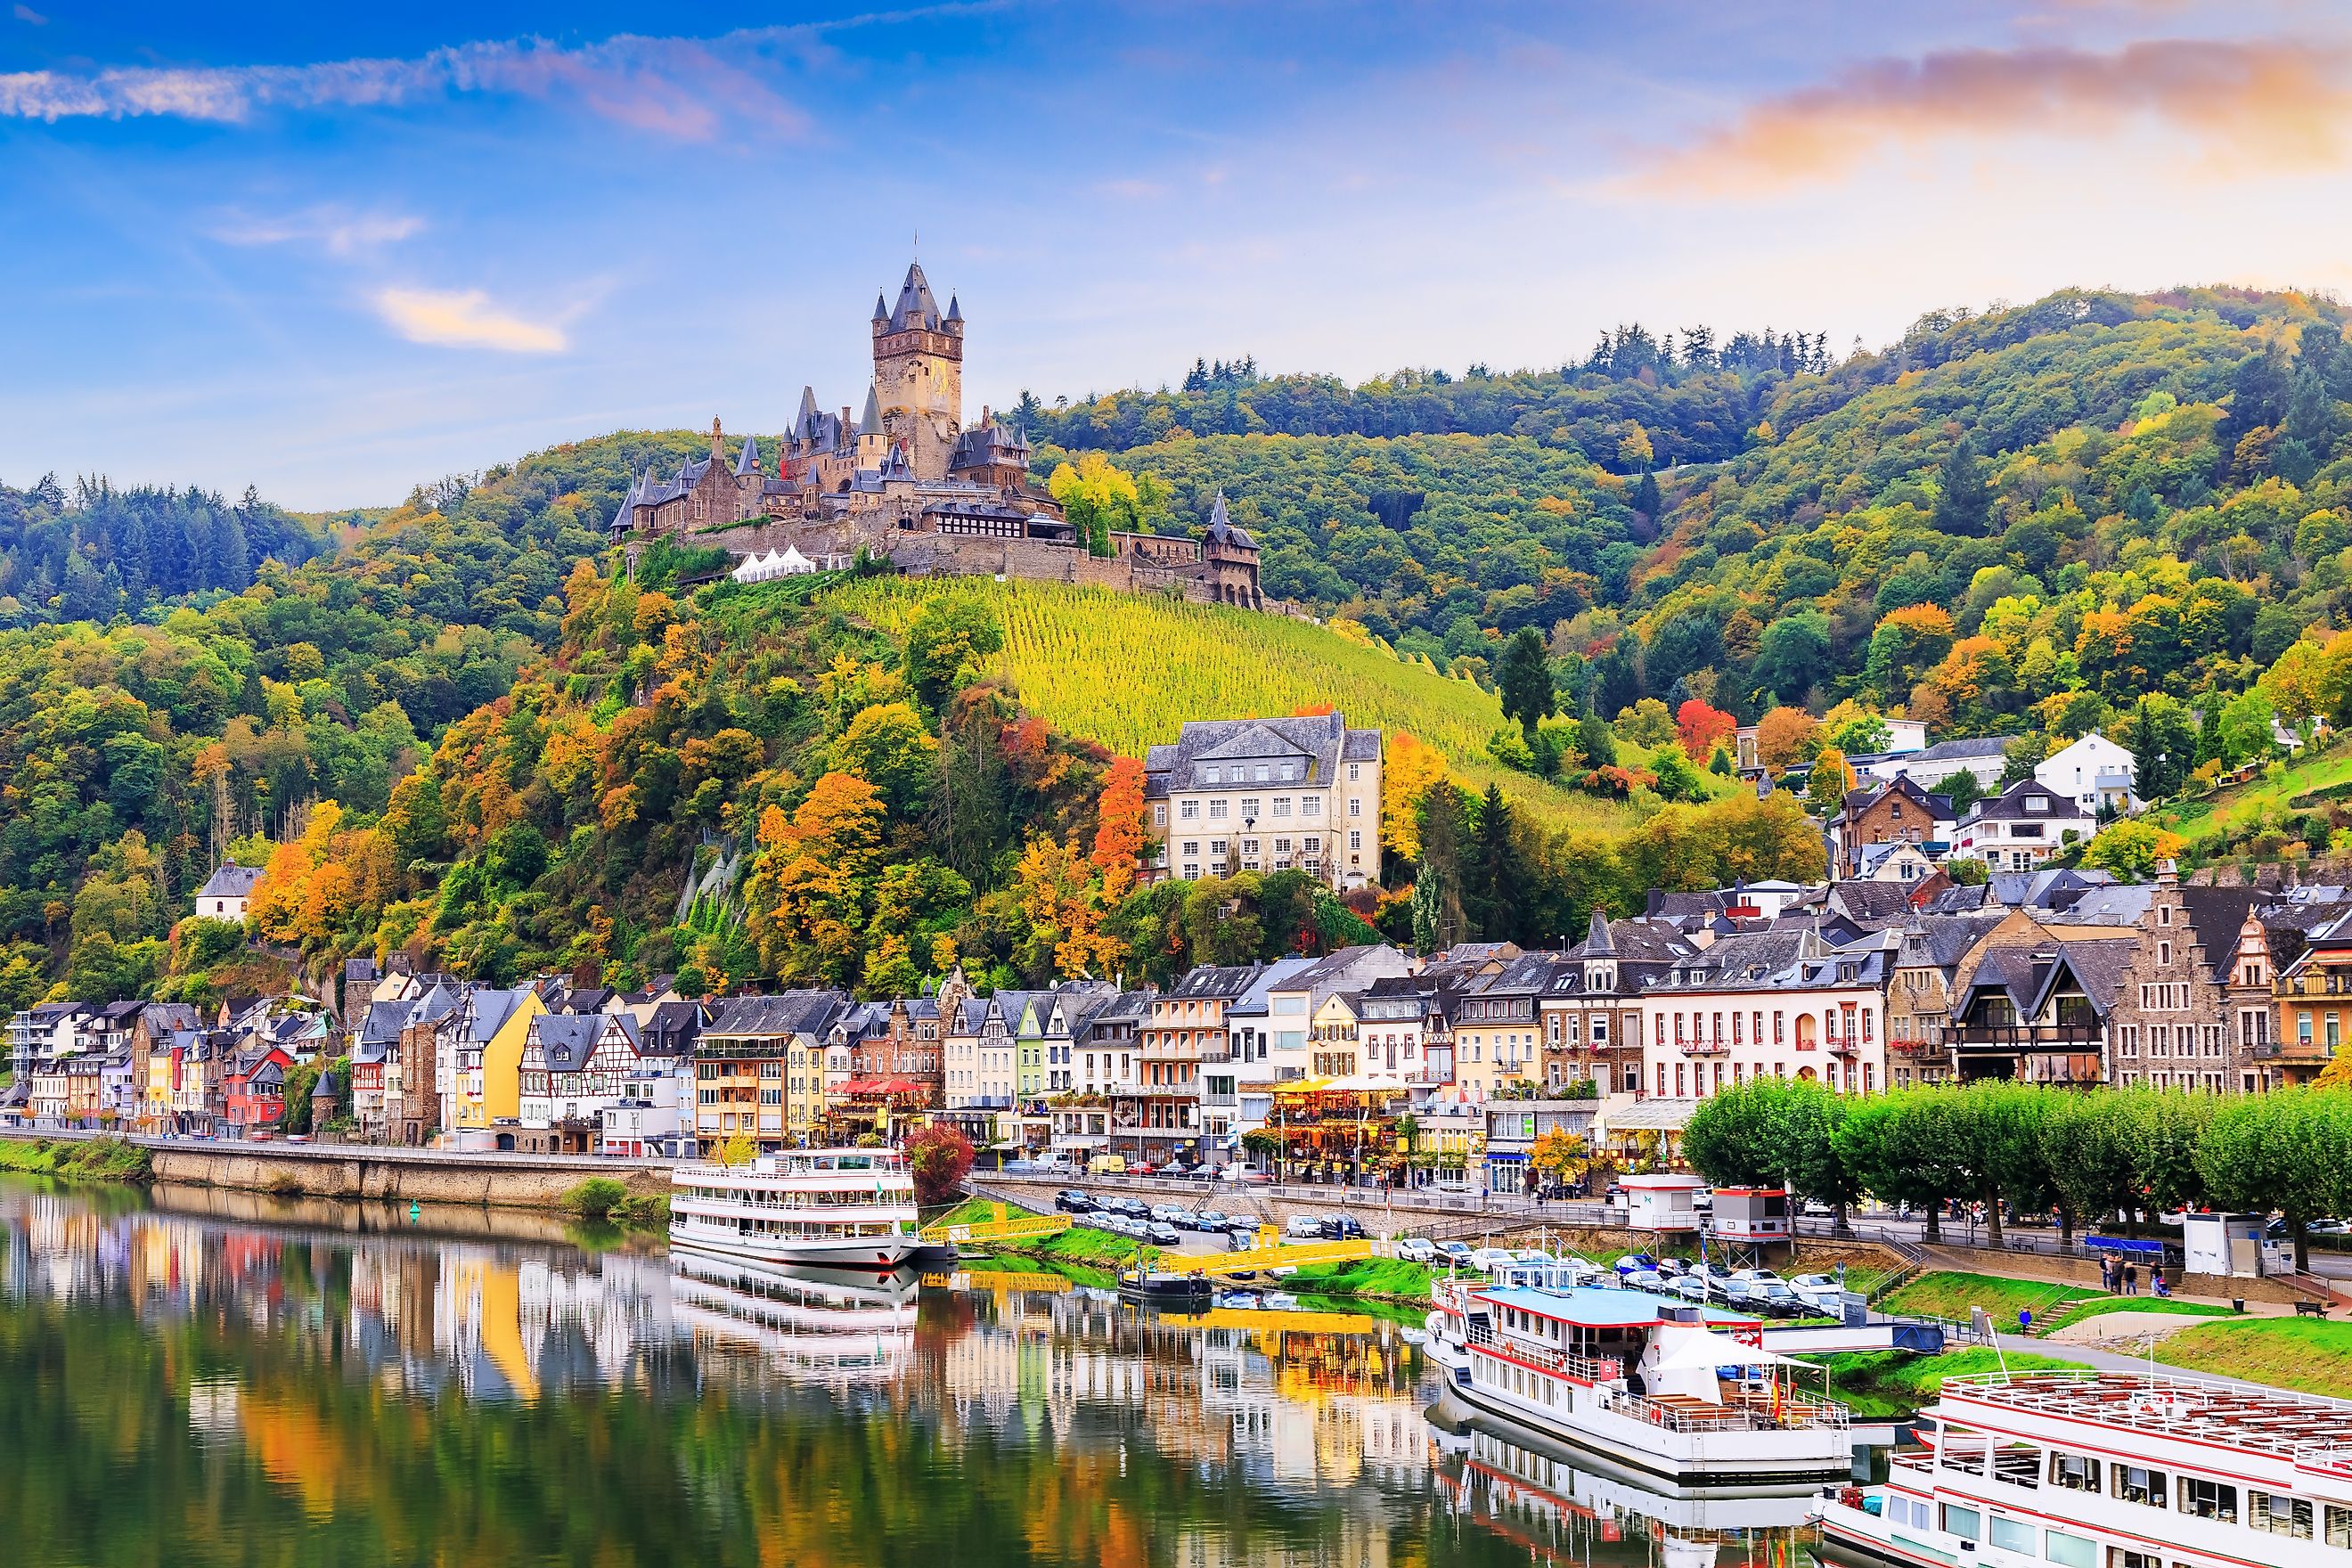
[[0, 1177, 1827, 1567]]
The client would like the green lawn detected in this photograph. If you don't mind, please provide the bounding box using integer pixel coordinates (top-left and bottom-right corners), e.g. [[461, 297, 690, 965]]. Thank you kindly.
[[2156, 737, 2352, 849], [1809, 1347, 2093, 1419], [1278, 1258, 1435, 1301], [2155, 1318, 2352, 1399], [2034, 1295, 2232, 1336], [1881, 1270, 2101, 1327], [0, 1138, 151, 1183]]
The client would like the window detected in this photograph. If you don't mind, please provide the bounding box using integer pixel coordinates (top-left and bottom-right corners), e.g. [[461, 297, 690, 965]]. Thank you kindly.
[[2177, 1478, 2236, 1522], [2108, 1552, 2159, 1568], [1181, 841, 1199, 858], [1153, 804, 1166, 827], [2112, 1466, 2166, 1507], [1180, 800, 1199, 821], [2251, 1492, 2312, 1539], [1941, 1505, 1981, 1540], [2325, 1505, 2352, 1549], [1989, 1516, 2034, 1555], [1209, 798, 1229, 820], [1348, 763, 1360, 781], [2046, 1531, 2095, 1568], [1202, 767, 1220, 785], [1992, 1444, 2039, 1489], [1350, 830, 1362, 850], [1240, 797, 1261, 818], [1273, 796, 1292, 817], [1303, 797, 1321, 816], [1348, 796, 1363, 817]]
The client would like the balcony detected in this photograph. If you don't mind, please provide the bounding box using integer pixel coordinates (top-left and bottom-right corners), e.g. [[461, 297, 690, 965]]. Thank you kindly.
[[1678, 1038, 1728, 1057], [1947, 1023, 2103, 1051]]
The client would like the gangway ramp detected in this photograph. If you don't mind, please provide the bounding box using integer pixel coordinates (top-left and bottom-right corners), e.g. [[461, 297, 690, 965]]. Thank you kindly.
[[1139, 1236, 1389, 1277], [919, 1202, 1071, 1245]]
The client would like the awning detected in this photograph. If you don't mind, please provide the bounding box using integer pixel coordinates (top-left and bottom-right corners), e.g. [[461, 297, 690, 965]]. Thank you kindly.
[[1599, 1098, 1703, 1132], [838, 1077, 927, 1096], [1654, 1327, 1807, 1373], [1272, 1078, 1336, 1096]]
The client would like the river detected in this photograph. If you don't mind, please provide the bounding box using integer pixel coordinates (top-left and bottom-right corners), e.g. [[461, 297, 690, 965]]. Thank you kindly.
[[0, 1176, 1830, 1567]]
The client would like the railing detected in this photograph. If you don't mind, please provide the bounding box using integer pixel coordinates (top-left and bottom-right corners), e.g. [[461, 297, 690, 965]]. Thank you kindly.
[[1946, 1024, 2103, 1048], [1464, 1321, 1622, 1383]]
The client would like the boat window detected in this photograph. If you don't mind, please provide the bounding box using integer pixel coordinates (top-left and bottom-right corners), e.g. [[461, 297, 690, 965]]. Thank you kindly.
[[1942, 1433, 1988, 1476], [2251, 1492, 2313, 1539], [2176, 1478, 2236, 1523], [2328, 1506, 2352, 1550], [1993, 1443, 2039, 1489], [2108, 1552, 2160, 1568], [2111, 1466, 2165, 1507], [1989, 1516, 2034, 1555], [2045, 1529, 2095, 1568], [1941, 1505, 1981, 1541], [2048, 1452, 2100, 1491]]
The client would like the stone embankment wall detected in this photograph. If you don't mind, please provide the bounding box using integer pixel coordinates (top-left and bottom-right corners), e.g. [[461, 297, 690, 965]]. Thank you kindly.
[[1919, 1242, 2327, 1305], [144, 1142, 671, 1211]]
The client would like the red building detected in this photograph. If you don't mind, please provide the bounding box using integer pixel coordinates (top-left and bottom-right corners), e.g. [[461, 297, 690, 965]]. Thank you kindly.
[[221, 1044, 295, 1137]]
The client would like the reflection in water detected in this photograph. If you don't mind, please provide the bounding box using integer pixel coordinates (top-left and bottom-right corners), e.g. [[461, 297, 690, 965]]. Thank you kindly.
[[0, 1178, 1817, 1567]]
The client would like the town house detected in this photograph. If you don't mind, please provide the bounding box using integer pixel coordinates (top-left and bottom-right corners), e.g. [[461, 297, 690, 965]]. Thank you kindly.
[[1144, 711, 1384, 889], [1451, 953, 1557, 1101], [1945, 933, 2134, 1085], [1832, 777, 1956, 879], [695, 991, 846, 1156], [519, 1012, 644, 1154], [1135, 964, 1260, 1164], [2103, 869, 2273, 1092], [1638, 927, 1894, 1100], [1952, 779, 2097, 871], [1540, 913, 1692, 1099]]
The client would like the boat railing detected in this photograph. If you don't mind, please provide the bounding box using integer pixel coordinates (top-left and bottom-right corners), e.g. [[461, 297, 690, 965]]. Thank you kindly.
[[674, 1158, 911, 1182], [2298, 1443, 2352, 1480], [1596, 1384, 1850, 1433], [1463, 1321, 1623, 1384]]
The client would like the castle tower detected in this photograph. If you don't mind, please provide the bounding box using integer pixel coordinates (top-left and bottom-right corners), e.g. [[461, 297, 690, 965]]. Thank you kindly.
[[871, 261, 963, 483]]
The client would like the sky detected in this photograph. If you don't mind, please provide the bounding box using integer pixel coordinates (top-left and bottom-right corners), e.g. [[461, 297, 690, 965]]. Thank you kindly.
[[8, 0, 2352, 508]]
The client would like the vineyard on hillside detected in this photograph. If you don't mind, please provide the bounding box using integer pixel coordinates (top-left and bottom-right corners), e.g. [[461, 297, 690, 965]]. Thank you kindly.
[[830, 577, 1642, 833]]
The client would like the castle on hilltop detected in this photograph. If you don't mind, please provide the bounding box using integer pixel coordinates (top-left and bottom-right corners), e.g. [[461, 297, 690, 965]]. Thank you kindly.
[[613, 261, 1268, 608]]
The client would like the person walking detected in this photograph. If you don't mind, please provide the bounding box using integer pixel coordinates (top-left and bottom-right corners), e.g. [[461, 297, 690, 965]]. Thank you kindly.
[[2100, 1255, 2115, 1294], [2122, 1262, 2138, 1296]]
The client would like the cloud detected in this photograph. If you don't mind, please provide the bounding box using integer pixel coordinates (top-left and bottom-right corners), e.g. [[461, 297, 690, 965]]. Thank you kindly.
[[13, 4, 46, 23], [1643, 37, 2352, 196], [372, 288, 568, 353], [0, 29, 809, 139], [213, 207, 424, 257]]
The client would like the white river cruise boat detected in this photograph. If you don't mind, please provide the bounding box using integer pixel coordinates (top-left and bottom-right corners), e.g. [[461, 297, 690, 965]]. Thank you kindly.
[[1813, 1370, 2352, 1568], [669, 1149, 919, 1270], [1425, 1277, 1855, 1485]]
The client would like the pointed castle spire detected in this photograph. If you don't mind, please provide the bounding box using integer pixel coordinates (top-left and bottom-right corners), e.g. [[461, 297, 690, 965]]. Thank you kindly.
[[734, 434, 761, 478], [861, 380, 883, 434], [1585, 907, 1615, 955]]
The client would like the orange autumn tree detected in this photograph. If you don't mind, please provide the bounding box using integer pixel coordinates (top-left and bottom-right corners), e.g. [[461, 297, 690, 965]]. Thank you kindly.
[[1014, 834, 1123, 980], [1381, 732, 1449, 861], [1753, 706, 1822, 776], [1090, 755, 1150, 903], [745, 772, 886, 986]]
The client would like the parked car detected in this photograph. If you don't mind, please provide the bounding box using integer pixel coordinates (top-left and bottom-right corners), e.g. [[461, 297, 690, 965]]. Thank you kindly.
[[1286, 1213, 1328, 1240], [1193, 1209, 1229, 1231], [1147, 1221, 1181, 1246], [1654, 1257, 1691, 1278], [1320, 1215, 1366, 1241], [1226, 1215, 1262, 1237], [1789, 1274, 1847, 1314], [1395, 1237, 1437, 1262], [1221, 1166, 1274, 1185], [1691, 1188, 1713, 1213], [1433, 1240, 1474, 1266], [1054, 1189, 1094, 1214], [1669, 1276, 1711, 1304], [1729, 1267, 1784, 1286], [1149, 1204, 1186, 1224], [1087, 1155, 1127, 1175], [1467, 1246, 1518, 1272], [1613, 1252, 1658, 1277], [1745, 1281, 1804, 1318], [1623, 1269, 1665, 1290]]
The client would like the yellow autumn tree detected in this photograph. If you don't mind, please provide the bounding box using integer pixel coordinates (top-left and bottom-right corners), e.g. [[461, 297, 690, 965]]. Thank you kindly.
[[1382, 732, 1449, 861], [744, 772, 886, 985], [1090, 755, 1150, 904]]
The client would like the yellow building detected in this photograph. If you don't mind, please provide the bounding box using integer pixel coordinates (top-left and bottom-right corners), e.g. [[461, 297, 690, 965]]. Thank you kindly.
[[451, 988, 544, 1131]]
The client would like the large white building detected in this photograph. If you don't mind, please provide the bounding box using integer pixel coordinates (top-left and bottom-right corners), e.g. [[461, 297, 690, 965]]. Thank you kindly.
[[1637, 927, 1894, 1100], [1143, 711, 1384, 888], [1951, 779, 2098, 871], [2036, 731, 2138, 816]]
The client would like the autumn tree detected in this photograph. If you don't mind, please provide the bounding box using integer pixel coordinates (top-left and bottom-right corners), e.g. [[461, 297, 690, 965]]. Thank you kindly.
[[1753, 706, 1822, 775], [1381, 733, 1449, 862], [745, 772, 887, 985], [1674, 698, 1735, 761], [1089, 755, 1150, 904]]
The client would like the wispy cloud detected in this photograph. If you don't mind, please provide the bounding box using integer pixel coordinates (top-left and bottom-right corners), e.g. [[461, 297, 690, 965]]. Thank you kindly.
[[0, 29, 808, 139], [12, 5, 47, 24], [213, 206, 424, 257], [372, 288, 568, 354], [1642, 37, 2352, 196]]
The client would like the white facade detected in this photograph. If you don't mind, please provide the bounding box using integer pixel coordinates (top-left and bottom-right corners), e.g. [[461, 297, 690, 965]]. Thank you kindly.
[[2036, 731, 2138, 815], [1639, 979, 1887, 1099], [1951, 782, 2097, 871], [600, 1062, 687, 1156]]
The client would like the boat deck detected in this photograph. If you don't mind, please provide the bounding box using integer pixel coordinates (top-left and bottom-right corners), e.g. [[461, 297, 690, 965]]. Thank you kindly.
[[1940, 1371, 2352, 1470]]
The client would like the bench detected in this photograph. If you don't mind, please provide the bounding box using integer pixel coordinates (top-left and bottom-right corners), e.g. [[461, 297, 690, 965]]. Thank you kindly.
[[2294, 1298, 2329, 1318]]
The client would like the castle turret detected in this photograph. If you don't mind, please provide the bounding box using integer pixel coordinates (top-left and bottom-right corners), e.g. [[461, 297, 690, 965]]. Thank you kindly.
[[871, 259, 962, 484], [1201, 492, 1262, 607], [855, 380, 891, 467]]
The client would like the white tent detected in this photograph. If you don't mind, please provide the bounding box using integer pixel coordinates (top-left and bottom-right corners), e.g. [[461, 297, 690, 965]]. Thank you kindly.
[[775, 543, 815, 575], [1653, 1327, 1808, 1373]]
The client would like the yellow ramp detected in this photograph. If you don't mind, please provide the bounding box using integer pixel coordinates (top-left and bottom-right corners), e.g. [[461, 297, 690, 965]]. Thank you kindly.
[[920, 1211, 1072, 1245], [1163, 1307, 1384, 1335], [1142, 1237, 1386, 1277]]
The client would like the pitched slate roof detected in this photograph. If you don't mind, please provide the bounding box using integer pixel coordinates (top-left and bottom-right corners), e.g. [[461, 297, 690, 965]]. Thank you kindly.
[[886, 261, 943, 332], [1203, 492, 1255, 550], [198, 863, 262, 900], [537, 1013, 639, 1073], [704, 990, 847, 1041], [1965, 779, 2090, 822], [1143, 709, 1377, 798]]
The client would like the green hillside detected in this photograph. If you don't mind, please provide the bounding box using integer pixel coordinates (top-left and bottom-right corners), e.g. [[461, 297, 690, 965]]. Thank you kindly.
[[832, 576, 1642, 834]]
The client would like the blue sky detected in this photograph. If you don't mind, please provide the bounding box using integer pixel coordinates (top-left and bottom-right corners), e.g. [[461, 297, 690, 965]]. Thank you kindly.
[[6, 1, 2351, 508]]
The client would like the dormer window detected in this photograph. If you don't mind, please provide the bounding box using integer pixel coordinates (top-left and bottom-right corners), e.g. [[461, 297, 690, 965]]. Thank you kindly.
[[1203, 767, 1220, 785], [2026, 796, 2048, 813]]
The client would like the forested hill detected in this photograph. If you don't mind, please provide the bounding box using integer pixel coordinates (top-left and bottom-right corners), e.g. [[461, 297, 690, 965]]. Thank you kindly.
[[0, 429, 709, 1005], [1034, 287, 2352, 735]]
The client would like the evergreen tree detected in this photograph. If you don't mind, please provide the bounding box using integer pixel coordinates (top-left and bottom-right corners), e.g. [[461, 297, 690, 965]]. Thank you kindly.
[[1931, 438, 1993, 537], [1465, 783, 1518, 941], [1497, 626, 1556, 736]]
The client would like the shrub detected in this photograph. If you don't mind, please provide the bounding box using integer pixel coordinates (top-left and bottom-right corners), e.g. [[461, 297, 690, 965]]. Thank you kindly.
[[564, 1178, 629, 1221]]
